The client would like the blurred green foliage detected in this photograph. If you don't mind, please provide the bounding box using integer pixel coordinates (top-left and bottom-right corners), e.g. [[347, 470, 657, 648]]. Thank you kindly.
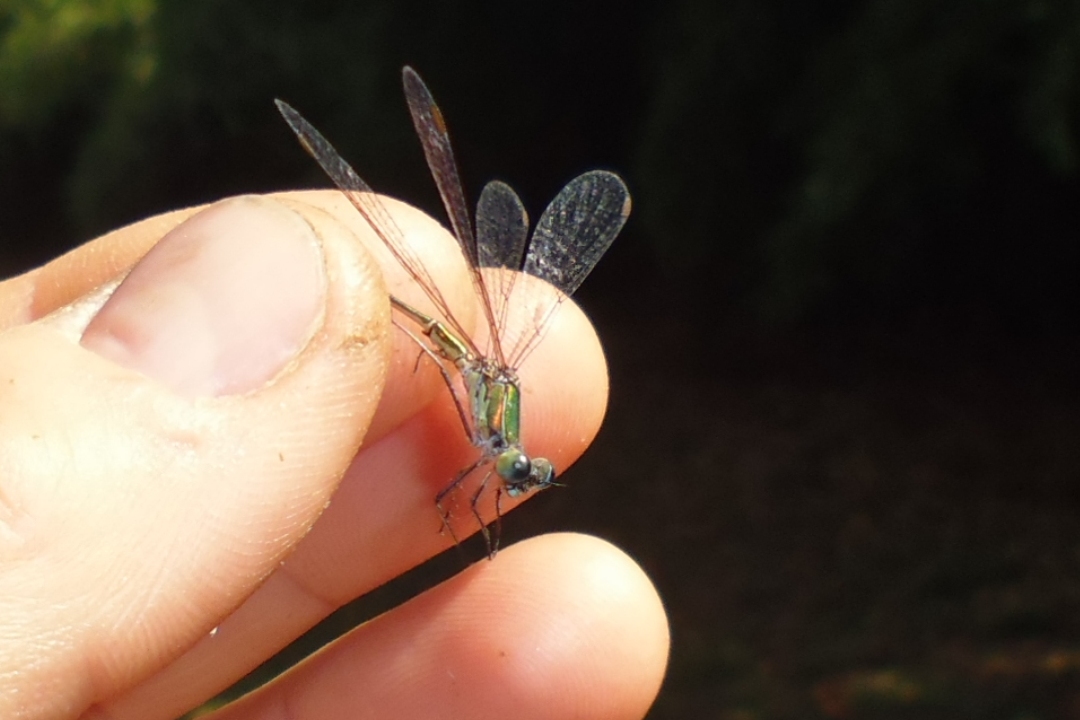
[[0, 0, 153, 128]]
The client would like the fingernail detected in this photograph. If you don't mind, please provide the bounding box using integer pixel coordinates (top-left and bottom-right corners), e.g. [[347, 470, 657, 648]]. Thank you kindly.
[[81, 196, 326, 397]]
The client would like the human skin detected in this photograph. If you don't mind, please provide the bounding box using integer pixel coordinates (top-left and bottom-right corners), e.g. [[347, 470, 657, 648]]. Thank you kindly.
[[0, 192, 669, 719]]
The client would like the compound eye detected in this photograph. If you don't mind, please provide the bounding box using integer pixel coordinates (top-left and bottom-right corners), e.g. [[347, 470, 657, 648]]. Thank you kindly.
[[496, 450, 532, 483]]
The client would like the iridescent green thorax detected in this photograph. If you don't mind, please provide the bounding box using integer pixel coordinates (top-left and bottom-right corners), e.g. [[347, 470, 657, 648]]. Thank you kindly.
[[466, 364, 521, 448], [469, 368, 554, 494], [391, 296, 555, 497]]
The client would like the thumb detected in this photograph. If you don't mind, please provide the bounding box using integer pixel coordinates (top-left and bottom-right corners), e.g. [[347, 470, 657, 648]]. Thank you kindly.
[[0, 195, 389, 716]]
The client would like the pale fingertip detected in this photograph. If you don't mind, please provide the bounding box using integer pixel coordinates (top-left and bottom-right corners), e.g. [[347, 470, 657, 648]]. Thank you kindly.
[[209, 533, 668, 720], [474, 533, 670, 719]]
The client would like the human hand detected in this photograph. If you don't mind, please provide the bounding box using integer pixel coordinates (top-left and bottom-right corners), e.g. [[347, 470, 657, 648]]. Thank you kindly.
[[0, 194, 669, 719]]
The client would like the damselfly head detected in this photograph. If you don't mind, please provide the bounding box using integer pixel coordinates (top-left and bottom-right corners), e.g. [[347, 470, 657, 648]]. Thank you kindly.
[[502, 454, 556, 498]]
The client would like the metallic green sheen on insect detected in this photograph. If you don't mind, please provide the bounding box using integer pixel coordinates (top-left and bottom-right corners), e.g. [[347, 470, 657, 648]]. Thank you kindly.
[[276, 67, 630, 556], [388, 294, 554, 500]]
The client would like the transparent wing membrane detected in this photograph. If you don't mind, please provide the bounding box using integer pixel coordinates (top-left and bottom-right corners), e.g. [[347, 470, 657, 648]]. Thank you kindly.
[[401, 68, 478, 267], [476, 180, 529, 354], [281, 71, 629, 380], [277, 66, 630, 556], [275, 98, 480, 357], [476, 180, 529, 270], [402, 67, 507, 367], [524, 170, 631, 297], [500, 170, 631, 367]]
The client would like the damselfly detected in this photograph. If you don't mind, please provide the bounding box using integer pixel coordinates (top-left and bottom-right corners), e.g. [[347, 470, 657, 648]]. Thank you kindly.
[[276, 67, 630, 556]]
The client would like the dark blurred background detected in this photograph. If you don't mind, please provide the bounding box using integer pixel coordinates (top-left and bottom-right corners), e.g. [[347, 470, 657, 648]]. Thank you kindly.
[[3, 0, 1080, 717]]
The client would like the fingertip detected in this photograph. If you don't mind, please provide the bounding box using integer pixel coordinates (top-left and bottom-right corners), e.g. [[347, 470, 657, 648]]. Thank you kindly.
[[226, 533, 668, 720], [363, 533, 668, 720], [477, 533, 670, 719]]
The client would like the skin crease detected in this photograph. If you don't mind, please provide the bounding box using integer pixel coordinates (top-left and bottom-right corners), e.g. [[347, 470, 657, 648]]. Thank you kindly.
[[0, 191, 669, 720]]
